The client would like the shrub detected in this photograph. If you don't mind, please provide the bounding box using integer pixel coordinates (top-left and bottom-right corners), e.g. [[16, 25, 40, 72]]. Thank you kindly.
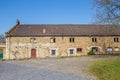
[[87, 51, 95, 55]]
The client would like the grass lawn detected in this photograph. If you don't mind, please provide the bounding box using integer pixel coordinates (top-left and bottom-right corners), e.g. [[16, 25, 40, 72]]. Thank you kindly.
[[90, 57, 120, 80]]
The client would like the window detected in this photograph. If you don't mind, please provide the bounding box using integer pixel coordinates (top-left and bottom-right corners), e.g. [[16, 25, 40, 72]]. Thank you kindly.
[[106, 47, 113, 52], [114, 47, 119, 52], [50, 38, 56, 43], [30, 38, 36, 43], [51, 50, 56, 56], [92, 38, 97, 42], [77, 48, 82, 53], [91, 47, 98, 52], [69, 49, 74, 55], [114, 38, 119, 42], [69, 38, 75, 43]]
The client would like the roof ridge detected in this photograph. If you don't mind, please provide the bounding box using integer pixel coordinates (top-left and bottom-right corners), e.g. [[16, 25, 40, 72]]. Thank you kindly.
[[19, 24, 107, 26]]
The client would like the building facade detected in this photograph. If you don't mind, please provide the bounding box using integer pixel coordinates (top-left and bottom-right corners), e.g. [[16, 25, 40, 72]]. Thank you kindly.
[[5, 22, 120, 59]]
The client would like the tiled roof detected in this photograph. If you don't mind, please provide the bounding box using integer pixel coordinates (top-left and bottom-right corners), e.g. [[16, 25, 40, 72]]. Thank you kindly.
[[6, 24, 120, 37]]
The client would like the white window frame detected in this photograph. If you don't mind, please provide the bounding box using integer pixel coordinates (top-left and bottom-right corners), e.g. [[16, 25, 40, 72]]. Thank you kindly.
[[50, 38, 56, 43], [106, 47, 113, 52], [50, 48, 58, 56], [68, 48, 76, 56], [114, 47, 119, 52]]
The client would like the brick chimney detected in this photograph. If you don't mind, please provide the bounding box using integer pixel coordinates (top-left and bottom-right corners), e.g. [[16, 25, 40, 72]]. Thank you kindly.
[[16, 19, 20, 25]]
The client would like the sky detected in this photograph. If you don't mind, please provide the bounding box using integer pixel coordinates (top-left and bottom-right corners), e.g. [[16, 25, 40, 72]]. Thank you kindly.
[[0, 0, 94, 34]]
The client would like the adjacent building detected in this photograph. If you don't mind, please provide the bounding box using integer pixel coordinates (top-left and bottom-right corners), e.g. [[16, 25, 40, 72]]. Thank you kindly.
[[4, 21, 120, 59]]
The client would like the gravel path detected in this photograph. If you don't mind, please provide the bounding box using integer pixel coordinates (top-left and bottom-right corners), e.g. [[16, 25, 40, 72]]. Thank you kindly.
[[1, 55, 119, 80], [0, 62, 91, 80]]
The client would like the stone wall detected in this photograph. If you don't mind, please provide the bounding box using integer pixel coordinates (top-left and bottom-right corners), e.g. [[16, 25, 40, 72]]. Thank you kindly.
[[5, 36, 120, 59]]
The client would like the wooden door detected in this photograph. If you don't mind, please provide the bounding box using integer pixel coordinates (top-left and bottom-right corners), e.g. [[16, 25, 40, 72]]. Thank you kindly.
[[31, 49, 36, 58]]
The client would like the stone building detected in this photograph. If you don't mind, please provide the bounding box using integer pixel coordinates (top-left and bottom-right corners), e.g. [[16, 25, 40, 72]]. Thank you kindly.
[[0, 35, 6, 59], [5, 21, 120, 59]]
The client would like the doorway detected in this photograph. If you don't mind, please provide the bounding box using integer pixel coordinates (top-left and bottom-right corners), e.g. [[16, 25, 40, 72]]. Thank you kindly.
[[31, 49, 36, 58], [0, 49, 3, 59]]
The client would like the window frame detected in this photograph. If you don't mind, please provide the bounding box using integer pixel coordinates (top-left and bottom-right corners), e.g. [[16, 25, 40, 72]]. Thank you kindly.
[[114, 37, 119, 42], [92, 38, 97, 42], [68, 48, 76, 56], [50, 48, 58, 56], [91, 47, 98, 52], [114, 47, 120, 52], [77, 48, 82, 53], [50, 38, 56, 43], [30, 37, 36, 43], [106, 47, 113, 52], [69, 38, 75, 43]]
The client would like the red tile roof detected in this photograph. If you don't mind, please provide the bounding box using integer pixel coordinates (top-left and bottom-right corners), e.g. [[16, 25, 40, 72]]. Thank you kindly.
[[6, 24, 120, 37]]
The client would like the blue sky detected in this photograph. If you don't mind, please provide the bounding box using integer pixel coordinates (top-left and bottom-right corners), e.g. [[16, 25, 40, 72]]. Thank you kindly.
[[0, 0, 94, 34]]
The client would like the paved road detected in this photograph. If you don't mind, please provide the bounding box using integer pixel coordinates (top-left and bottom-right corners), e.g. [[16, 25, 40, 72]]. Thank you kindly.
[[0, 62, 91, 80]]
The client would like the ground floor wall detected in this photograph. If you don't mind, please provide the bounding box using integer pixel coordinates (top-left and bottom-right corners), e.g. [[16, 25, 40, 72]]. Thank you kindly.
[[7, 43, 91, 59], [5, 36, 120, 59]]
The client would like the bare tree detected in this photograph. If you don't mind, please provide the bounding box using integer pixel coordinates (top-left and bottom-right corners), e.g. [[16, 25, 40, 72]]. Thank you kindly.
[[92, 0, 120, 54], [94, 0, 120, 25], [0, 34, 5, 43]]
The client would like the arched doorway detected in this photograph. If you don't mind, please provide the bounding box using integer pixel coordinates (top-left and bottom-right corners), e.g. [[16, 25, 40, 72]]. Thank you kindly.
[[31, 49, 36, 58], [0, 49, 3, 59]]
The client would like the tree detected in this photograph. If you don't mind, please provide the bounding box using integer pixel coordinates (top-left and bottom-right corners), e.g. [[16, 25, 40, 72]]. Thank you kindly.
[[0, 34, 5, 43], [93, 0, 120, 54], [94, 0, 120, 24]]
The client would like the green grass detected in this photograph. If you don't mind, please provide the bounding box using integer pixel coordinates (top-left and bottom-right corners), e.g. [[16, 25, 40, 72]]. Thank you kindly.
[[90, 58, 120, 80]]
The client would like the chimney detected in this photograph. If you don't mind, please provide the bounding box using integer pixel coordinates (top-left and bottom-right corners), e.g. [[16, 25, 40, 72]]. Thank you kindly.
[[16, 19, 20, 25], [43, 28, 46, 34]]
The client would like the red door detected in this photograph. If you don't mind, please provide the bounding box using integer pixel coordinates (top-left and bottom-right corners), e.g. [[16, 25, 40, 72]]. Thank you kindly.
[[31, 49, 36, 58]]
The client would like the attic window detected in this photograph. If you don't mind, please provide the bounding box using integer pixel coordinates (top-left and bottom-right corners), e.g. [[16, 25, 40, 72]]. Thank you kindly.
[[92, 38, 97, 42], [50, 38, 56, 43], [69, 38, 75, 43], [114, 37, 119, 42], [30, 38, 36, 43]]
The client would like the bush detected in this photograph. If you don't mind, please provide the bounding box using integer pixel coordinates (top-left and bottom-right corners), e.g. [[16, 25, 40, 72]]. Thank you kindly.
[[87, 51, 95, 55]]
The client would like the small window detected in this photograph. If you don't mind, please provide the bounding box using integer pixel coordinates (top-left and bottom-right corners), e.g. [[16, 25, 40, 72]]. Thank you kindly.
[[92, 38, 97, 42], [51, 50, 56, 56], [69, 49, 74, 55], [114, 38, 119, 42], [77, 48, 82, 53], [30, 38, 36, 43], [106, 47, 113, 52], [114, 47, 119, 52], [91, 47, 98, 52], [50, 38, 56, 43], [69, 38, 75, 43]]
